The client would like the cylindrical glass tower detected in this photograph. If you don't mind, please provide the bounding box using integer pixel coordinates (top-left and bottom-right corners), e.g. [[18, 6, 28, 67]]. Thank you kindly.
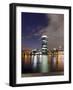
[[41, 35, 49, 73]]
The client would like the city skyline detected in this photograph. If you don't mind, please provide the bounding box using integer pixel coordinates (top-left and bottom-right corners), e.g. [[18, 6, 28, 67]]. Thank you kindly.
[[22, 12, 64, 50]]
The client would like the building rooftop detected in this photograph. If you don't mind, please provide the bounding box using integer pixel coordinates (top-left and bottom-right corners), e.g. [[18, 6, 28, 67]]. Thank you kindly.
[[41, 35, 48, 38]]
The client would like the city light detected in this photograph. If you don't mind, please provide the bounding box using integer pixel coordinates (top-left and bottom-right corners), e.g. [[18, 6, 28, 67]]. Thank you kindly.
[[22, 35, 64, 76]]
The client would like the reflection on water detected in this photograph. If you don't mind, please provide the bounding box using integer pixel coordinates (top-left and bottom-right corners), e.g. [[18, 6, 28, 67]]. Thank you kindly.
[[41, 55, 49, 73], [22, 35, 64, 77], [22, 49, 64, 75]]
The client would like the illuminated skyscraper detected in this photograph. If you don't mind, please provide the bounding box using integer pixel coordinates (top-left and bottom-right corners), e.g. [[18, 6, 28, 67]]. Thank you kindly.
[[41, 35, 49, 73]]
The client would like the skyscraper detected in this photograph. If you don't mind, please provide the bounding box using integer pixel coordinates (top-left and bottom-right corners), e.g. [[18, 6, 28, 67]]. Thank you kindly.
[[41, 35, 49, 73]]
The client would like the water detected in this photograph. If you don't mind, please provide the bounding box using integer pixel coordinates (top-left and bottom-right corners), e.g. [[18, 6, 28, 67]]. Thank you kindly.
[[41, 55, 49, 73], [31, 53, 49, 73]]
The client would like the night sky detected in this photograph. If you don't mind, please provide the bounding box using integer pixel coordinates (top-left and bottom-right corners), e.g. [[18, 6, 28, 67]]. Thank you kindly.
[[22, 12, 64, 50]]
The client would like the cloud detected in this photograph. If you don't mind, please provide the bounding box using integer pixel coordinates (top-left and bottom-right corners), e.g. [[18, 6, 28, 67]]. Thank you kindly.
[[33, 14, 64, 49], [22, 13, 64, 50]]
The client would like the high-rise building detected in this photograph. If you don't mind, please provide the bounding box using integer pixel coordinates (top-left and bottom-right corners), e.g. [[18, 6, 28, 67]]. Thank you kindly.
[[41, 35, 49, 73], [22, 35, 64, 75]]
